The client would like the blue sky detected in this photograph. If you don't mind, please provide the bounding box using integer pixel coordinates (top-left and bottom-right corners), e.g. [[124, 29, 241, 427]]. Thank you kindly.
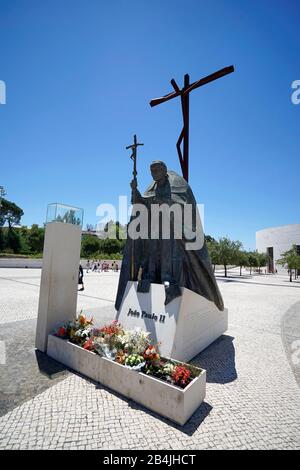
[[0, 0, 299, 250]]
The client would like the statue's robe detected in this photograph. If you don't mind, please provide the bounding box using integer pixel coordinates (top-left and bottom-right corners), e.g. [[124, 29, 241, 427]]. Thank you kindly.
[[115, 171, 224, 311]]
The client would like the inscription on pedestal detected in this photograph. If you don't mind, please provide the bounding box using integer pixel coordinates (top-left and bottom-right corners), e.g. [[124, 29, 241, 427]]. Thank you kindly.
[[127, 308, 166, 324]]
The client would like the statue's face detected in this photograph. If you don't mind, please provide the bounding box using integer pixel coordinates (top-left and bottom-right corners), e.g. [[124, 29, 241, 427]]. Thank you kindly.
[[150, 164, 167, 182]]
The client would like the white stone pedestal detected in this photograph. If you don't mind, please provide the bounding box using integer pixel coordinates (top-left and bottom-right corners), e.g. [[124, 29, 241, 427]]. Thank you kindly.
[[35, 221, 82, 352], [117, 282, 228, 362]]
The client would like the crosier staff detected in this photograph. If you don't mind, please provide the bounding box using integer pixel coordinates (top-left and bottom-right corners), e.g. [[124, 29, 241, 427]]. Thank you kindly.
[[126, 135, 144, 280]]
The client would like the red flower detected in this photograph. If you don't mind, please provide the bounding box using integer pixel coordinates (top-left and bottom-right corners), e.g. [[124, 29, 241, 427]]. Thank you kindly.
[[143, 345, 160, 362], [57, 327, 66, 337], [99, 321, 122, 336], [83, 338, 94, 351], [172, 365, 191, 387]]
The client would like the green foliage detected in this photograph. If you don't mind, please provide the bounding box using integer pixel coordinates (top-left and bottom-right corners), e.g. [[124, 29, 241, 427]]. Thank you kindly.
[[100, 238, 124, 255], [217, 237, 243, 277], [6, 228, 22, 253], [0, 252, 43, 258], [256, 252, 269, 273], [94, 252, 123, 260], [0, 228, 4, 251], [236, 251, 250, 275], [0, 225, 45, 255], [237, 251, 249, 267], [27, 224, 44, 253], [0, 198, 24, 228], [206, 237, 220, 267], [0, 196, 25, 254], [19, 226, 30, 252], [247, 252, 258, 273], [206, 236, 244, 277], [206, 240, 269, 277], [205, 235, 217, 244], [80, 233, 126, 258], [81, 235, 101, 257], [246, 251, 268, 274], [277, 245, 300, 282]]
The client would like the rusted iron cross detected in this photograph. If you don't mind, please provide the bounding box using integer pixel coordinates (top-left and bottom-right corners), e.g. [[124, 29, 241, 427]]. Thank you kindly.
[[150, 65, 234, 182]]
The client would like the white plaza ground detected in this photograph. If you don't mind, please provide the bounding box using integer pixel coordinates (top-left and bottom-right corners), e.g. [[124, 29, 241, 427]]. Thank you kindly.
[[0, 268, 300, 449]]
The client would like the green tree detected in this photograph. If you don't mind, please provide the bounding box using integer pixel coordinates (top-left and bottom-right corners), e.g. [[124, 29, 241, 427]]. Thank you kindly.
[[0, 198, 24, 253], [256, 252, 269, 274], [206, 237, 220, 272], [0, 198, 24, 228], [28, 224, 45, 253], [6, 228, 21, 253], [277, 245, 300, 282], [237, 250, 249, 276], [205, 235, 216, 244], [19, 226, 30, 253], [99, 238, 122, 255], [247, 252, 258, 275], [0, 227, 4, 251], [218, 237, 242, 277], [81, 235, 100, 257]]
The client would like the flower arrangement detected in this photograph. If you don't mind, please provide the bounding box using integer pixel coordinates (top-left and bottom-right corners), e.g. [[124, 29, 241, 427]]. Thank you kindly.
[[172, 365, 191, 387], [53, 315, 196, 389], [55, 312, 94, 346]]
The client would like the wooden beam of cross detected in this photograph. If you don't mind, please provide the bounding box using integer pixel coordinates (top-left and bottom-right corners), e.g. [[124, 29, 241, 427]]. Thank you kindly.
[[149, 65, 234, 182]]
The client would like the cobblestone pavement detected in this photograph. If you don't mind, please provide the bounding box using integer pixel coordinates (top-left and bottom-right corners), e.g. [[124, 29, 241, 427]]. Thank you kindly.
[[0, 268, 300, 449]]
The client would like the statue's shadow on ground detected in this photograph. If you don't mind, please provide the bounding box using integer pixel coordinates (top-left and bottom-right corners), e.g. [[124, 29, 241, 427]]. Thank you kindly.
[[191, 334, 237, 384]]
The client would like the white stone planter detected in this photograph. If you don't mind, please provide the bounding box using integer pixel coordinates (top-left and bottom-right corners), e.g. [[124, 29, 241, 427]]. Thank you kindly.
[[47, 334, 206, 425]]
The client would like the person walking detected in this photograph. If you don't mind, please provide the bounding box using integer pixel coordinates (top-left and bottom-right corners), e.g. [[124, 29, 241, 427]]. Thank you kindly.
[[86, 260, 91, 273], [78, 264, 84, 291]]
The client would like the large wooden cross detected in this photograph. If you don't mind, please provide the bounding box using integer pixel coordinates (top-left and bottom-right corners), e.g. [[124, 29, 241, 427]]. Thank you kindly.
[[150, 65, 234, 182]]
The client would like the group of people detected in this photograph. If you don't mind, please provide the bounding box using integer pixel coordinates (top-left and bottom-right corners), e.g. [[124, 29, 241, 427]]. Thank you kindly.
[[78, 260, 120, 292], [85, 260, 119, 273]]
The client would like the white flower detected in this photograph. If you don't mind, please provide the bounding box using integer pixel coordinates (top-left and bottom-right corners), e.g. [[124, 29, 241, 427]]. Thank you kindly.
[[120, 328, 151, 355], [163, 363, 175, 376]]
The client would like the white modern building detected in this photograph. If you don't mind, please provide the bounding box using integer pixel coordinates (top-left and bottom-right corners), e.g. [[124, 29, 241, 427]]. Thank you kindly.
[[256, 224, 300, 272]]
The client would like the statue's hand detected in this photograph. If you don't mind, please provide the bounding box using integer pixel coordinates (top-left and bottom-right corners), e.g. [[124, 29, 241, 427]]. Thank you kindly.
[[130, 179, 137, 190]]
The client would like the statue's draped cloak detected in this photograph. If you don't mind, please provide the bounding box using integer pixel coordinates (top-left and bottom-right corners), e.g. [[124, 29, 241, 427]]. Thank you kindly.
[[115, 171, 224, 311]]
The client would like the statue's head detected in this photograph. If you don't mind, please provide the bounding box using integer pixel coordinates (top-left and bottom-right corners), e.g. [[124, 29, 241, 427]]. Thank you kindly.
[[150, 161, 167, 182]]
